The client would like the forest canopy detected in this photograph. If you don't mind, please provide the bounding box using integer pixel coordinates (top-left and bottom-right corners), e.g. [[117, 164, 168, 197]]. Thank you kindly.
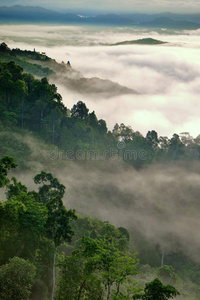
[[0, 43, 200, 300], [0, 44, 200, 170]]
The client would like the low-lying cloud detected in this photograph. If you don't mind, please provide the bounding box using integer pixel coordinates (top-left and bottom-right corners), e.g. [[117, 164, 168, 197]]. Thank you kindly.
[[58, 159, 200, 263], [1, 24, 200, 138], [2, 24, 200, 270], [15, 146, 200, 264]]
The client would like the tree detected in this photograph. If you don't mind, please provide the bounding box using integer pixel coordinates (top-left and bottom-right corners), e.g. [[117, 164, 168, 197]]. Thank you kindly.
[[0, 42, 10, 52], [0, 256, 36, 300], [0, 62, 25, 106], [95, 237, 137, 300], [0, 155, 17, 187], [33, 171, 77, 247], [112, 123, 133, 141], [34, 171, 76, 300], [80, 236, 137, 300], [146, 130, 159, 149], [1, 168, 76, 300], [56, 253, 103, 300], [0, 192, 48, 263], [98, 119, 108, 135], [168, 134, 185, 160], [71, 101, 89, 119], [45, 196, 76, 247], [87, 111, 98, 127], [56, 234, 137, 300], [46, 196, 76, 300], [6, 176, 28, 199], [33, 171, 65, 204], [133, 278, 180, 300], [158, 136, 169, 153]]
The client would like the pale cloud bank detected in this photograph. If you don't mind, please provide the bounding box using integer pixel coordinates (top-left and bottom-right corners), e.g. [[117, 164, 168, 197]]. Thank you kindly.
[[1, 25, 200, 138]]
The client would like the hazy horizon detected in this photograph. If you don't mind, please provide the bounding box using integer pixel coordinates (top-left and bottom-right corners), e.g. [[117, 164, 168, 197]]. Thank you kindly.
[[0, 0, 200, 15]]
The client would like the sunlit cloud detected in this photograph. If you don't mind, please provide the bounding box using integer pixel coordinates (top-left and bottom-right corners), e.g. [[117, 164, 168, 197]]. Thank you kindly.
[[1, 24, 200, 138], [2, 22, 200, 265]]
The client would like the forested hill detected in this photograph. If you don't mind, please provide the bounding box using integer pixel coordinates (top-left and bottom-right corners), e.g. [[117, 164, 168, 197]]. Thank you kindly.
[[0, 42, 136, 96], [0, 42, 200, 170], [1, 43, 200, 300]]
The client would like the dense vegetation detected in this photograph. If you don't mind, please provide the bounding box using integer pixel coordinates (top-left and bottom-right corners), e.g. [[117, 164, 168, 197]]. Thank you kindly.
[[0, 42, 53, 77], [0, 43, 200, 170], [0, 157, 182, 300], [1, 43, 200, 299]]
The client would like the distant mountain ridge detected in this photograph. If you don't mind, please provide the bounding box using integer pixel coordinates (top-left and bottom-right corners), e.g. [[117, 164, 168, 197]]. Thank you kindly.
[[0, 5, 200, 29], [140, 16, 200, 29], [0, 5, 80, 23]]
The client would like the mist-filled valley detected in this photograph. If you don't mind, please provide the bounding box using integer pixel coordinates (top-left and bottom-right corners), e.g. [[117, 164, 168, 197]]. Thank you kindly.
[[1, 21, 200, 300], [2, 24, 200, 137], [15, 145, 200, 265]]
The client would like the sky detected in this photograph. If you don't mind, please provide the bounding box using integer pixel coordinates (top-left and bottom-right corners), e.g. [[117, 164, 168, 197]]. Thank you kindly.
[[1, 24, 199, 138], [0, 0, 200, 14]]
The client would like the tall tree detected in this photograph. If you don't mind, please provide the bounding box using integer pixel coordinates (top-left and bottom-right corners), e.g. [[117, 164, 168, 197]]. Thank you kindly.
[[34, 171, 76, 300], [71, 101, 89, 119], [33, 171, 65, 204]]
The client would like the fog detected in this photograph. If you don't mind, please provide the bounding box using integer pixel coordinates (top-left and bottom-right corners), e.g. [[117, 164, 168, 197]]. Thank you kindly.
[[14, 134, 200, 263], [5, 132, 200, 264], [59, 159, 200, 262], [1, 24, 200, 138], [1, 21, 200, 263]]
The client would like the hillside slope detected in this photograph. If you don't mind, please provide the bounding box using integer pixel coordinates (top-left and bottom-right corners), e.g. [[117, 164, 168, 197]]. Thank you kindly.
[[0, 42, 137, 96]]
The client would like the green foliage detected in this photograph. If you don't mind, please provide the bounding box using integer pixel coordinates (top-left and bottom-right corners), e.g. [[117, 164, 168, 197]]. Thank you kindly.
[[0, 55, 197, 170], [56, 235, 138, 300], [0, 42, 53, 77], [0, 160, 77, 299], [1, 42, 200, 300], [33, 171, 65, 204], [0, 155, 17, 187], [133, 277, 180, 300], [56, 254, 103, 300], [0, 43, 200, 171], [71, 100, 89, 119], [0, 256, 36, 300], [157, 265, 181, 285], [0, 193, 48, 263], [111, 280, 143, 300], [118, 227, 130, 241], [45, 196, 76, 247], [70, 217, 130, 252], [167, 134, 185, 160], [31, 279, 49, 300], [0, 133, 31, 168]]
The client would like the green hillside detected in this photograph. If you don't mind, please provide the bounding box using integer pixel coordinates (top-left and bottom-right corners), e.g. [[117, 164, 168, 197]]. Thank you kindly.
[[112, 37, 167, 46], [0, 43, 200, 300]]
